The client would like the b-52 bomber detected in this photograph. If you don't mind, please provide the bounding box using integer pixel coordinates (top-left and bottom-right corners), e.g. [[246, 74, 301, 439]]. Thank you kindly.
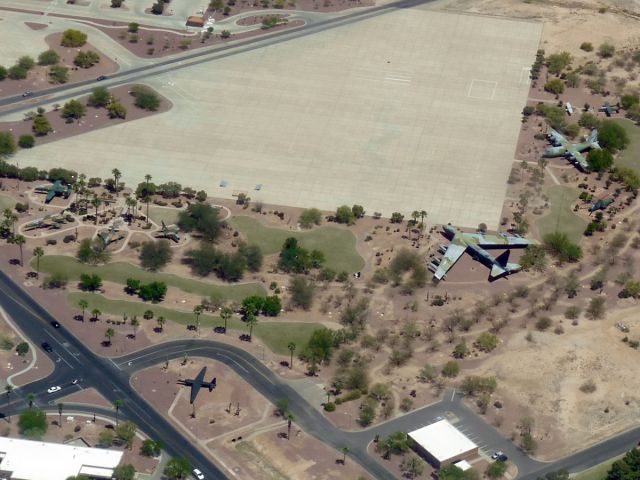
[[154, 221, 180, 242], [543, 128, 600, 171], [34, 180, 71, 204], [178, 366, 217, 404], [429, 225, 536, 282]]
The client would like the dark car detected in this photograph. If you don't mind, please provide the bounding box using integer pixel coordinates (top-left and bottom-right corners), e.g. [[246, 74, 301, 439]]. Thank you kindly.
[[21, 91, 33, 97], [497, 454, 508, 462], [96, 75, 107, 81], [41, 342, 53, 353], [51, 321, 60, 329]]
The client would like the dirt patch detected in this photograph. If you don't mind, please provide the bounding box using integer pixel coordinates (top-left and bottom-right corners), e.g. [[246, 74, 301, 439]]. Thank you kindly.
[[237, 13, 290, 26], [131, 358, 271, 442], [25, 22, 48, 31], [0, 84, 170, 150], [58, 387, 114, 410]]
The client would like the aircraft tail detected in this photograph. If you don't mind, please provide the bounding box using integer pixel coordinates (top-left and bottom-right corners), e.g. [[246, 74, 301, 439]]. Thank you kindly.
[[490, 251, 516, 279], [208, 378, 217, 391], [490, 264, 506, 278]]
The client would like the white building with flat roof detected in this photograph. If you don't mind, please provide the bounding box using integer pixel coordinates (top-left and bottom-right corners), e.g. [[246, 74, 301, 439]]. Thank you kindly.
[[408, 419, 478, 467], [0, 437, 123, 480]]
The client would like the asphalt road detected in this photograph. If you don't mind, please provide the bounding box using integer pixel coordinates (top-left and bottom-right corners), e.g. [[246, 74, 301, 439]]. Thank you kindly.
[[0, 0, 431, 115]]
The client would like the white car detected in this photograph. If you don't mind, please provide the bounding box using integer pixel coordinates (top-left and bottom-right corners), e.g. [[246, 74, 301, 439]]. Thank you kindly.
[[192, 469, 205, 480], [491, 451, 504, 460], [47, 386, 61, 394]]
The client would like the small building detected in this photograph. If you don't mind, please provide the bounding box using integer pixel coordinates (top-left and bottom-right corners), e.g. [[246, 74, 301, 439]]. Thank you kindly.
[[186, 15, 205, 27], [408, 419, 478, 468], [0, 437, 124, 480]]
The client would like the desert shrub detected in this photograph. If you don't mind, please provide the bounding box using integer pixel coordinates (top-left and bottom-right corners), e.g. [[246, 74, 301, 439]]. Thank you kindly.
[[61, 29, 87, 47]]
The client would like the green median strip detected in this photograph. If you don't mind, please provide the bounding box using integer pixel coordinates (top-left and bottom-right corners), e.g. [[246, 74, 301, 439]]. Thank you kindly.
[[36, 256, 265, 302], [229, 216, 365, 273], [68, 292, 319, 355]]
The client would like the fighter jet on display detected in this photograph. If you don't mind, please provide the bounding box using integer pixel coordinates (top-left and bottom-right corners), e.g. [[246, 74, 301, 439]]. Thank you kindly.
[[34, 180, 71, 204], [599, 103, 620, 117], [23, 214, 65, 231], [429, 225, 536, 282], [543, 128, 601, 171], [154, 220, 180, 242], [589, 196, 614, 214], [97, 220, 124, 247], [177, 367, 217, 404]]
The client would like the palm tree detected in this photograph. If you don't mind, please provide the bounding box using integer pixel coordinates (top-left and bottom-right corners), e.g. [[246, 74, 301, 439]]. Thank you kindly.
[[57, 402, 64, 427], [341, 446, 349, 464], [246, 313, 257, 341], [131, 316, 140, 338], [419, 210, 427, 233], [156, 315, 166, 332], [3, 208, 17, 236], [91, 195, 101, 225], [125, 197, 137, 224], [287, 342, 296, 369], [143, 195, 151, 224], [14, 235, 25, 266], [286, 412, 294, 440], [91, 308, 101, 321], [114, 399, 123, 427], [78, 299, 88, 320], [220, 307, 232, 334], [5, 385, 13, 422], [33, 246, 44, 277], [105, 327, 115, 345], [193, 305, 204, 336], [143, 174, 152, 223], [112, 168, 122, 194]]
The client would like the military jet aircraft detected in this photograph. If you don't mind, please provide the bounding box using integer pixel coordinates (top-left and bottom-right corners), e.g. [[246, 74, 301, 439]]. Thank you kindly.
[[177, 366, 217, 404], [34, 180, 71, 204], [429, 225, 536, 282], [23, 214, 65, 231], [589, 195, 614, 214], [599, 103, 620, 117], [543, 128, 601, 171], [154, 220, 180, 242], [97, 220, 124, 247]]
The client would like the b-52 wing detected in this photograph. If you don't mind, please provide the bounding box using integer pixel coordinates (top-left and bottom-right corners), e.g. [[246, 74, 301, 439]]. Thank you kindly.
[[432, 243, 466, 281]]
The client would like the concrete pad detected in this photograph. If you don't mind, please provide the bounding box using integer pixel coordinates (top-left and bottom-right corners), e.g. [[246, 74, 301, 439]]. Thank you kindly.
[[18, 8, 542, 229]]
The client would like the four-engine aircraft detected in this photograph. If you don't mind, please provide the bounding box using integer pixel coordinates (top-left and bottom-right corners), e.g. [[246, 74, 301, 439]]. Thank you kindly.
[[543, 128, 600, 171], [429, 225, 536, 282], [177, 366, 217, 404]]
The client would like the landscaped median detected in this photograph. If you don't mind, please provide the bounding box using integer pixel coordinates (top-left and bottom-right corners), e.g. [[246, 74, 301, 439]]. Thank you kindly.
[[68, 292, 319, 355], [35, 256, 266, 302], [230, 216, 365, 273]]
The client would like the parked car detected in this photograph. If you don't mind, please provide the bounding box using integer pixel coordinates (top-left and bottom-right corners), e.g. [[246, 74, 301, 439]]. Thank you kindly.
[[491, 451, 504, 460], [51, 321, 60, 328], [47, 385, 61, 394], [192, 468, 205, 480], [41, 342, 53, 353], [497, 454, 508, 462]]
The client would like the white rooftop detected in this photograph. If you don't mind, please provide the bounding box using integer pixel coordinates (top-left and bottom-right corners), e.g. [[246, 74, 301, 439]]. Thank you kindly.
[[454, 460, 472, 471], [409, 419, 477, 462], [0, 437, 123, 480]]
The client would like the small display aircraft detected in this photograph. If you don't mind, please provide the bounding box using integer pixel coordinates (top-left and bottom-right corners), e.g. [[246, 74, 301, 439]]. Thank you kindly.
[[429, 225, 536, 282], [97, 220, 125, 247], [589, 195, 614, 214], [23, 214, 65, 231], [599, 103, 620, 117], [154, 220, 180, 242], [178, 366, 217, 404]]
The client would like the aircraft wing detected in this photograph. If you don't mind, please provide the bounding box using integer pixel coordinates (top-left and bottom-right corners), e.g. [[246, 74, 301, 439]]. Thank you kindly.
[[433, 243, 466, 281], [567, 149, 589, 170], [548, 129, 568, 147], [190, 382, 201, 404]]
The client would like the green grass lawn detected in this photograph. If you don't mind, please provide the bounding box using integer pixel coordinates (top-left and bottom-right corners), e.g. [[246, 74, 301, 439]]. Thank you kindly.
[[0, 195, 15, 212], [612, 118, 640, 175], [537, 185, 587, 244], [68, 292, 319, 355], [229, 216, 364, 273], [37, 256, 265, 302], [573, 454, 622, 480], [148, 206, 180, 226]]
